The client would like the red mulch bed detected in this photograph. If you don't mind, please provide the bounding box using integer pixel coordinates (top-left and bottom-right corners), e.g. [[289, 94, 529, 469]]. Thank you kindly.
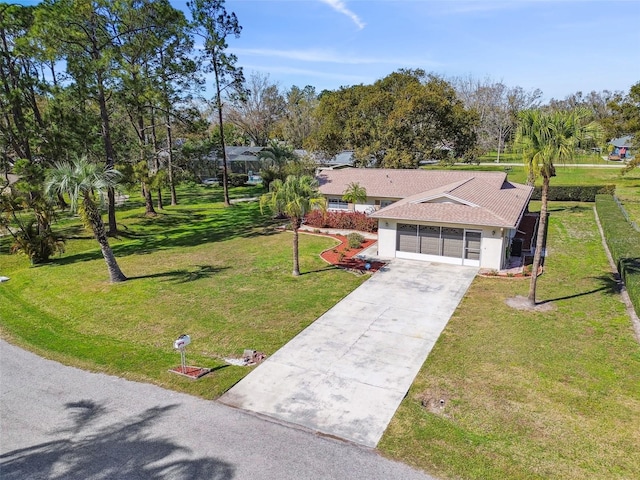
[[168, 366, 211, 379], [316, 234, 386, 273]]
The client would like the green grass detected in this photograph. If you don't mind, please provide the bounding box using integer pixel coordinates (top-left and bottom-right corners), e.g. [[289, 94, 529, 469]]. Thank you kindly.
[[478, 151, 613, 165], [0, 184, 366, 399], [379, 202, 640, 479], [2, 171, 640, 479]]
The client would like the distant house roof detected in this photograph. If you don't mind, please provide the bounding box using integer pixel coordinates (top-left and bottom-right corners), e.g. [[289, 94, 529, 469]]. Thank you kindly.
[[311, 150, 355, 167], [211, 147, 356, 167], [224, 146, 264, 162], [317, 168, 533, 229], [610, 135, 634, 147]]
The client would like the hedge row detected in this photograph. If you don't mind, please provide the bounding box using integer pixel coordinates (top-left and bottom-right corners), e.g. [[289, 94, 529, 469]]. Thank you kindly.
[[305, 210, 378, 233], [531, 185, 616, 202], [595, 194, 640, 317]]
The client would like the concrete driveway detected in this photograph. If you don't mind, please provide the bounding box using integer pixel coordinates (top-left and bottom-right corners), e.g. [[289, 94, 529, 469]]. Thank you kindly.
[[221, 259, 478, 447]]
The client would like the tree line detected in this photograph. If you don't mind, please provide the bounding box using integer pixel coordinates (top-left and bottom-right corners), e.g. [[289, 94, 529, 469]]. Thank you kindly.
[[1, 0, 638, 280]]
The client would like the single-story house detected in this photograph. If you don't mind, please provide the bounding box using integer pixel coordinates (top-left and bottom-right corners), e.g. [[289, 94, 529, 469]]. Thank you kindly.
[[608, 135, 635, 161], [317, 168, 534, 270]]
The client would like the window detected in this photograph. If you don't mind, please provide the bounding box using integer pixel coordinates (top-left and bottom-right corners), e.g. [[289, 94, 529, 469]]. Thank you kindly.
[[328, 198, 348, 210]]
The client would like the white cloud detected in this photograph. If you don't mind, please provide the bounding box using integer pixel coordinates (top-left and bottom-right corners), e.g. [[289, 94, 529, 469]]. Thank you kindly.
[[319, 0, 366, 30], [231, 47, 432, 67], [241, 63, 370, 83]]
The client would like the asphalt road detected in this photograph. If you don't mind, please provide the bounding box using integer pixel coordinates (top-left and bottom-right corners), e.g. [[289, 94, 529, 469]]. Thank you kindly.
[[0, 340, 436, 480]]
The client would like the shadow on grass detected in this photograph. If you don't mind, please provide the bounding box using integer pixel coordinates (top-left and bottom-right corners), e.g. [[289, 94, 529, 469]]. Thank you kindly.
[[299, 265, 339, 276], [130, 265, 228, 283], [52, 203, 280, 267], [547, 204, 593, 213], [0, 400, 235, 479], [540, 273, 623, 304], [619, 257, 640, 277]]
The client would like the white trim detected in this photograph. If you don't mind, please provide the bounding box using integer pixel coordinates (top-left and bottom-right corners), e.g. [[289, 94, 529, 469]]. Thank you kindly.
[[410, 193, 479, 208]]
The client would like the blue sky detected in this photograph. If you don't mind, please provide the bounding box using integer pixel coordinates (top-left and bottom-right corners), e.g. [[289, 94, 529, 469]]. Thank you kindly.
[[180, 0, 639, 101], [15, 0, 640, 101]]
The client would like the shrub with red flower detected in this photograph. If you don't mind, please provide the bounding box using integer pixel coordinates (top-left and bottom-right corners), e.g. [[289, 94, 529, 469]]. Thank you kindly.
[[305, 210, 377, 233]]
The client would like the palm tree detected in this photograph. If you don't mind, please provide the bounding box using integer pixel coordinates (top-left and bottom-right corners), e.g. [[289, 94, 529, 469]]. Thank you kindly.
[[515, 109, 602, 306], [45, 158, 127, 283], [342, 182, 367, 210], [260, 175, 326, 276], [258, 140, 297, 190]]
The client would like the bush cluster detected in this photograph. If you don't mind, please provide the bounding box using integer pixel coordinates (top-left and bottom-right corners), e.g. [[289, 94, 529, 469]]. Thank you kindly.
[[596, 194, 640, 316], [305, 210, 378, 233], [531, 185, 615, 202], [347, 232, 365, 248], [216, 173, 248, 187]]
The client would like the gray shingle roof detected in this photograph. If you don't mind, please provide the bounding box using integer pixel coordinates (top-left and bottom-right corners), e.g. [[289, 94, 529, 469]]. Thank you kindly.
[[609, 135, 633, 147]]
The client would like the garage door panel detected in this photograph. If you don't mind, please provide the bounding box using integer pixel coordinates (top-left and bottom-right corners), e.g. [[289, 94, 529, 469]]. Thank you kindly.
[[419, 226, 440, 255], [397, 224, 418, 253], [442, 228, 463, 258]]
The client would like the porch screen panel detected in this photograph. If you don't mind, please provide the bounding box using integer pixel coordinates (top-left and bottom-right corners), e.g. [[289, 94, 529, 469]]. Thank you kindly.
[[442, 228, 464, 258], [397, 224, 418, 252], [419, 226, 440, 255], [465, 231, 481, 260]]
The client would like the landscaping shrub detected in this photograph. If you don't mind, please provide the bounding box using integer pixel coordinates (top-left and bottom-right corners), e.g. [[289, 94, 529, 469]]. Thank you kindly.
[[531, 185, 615, 202], [216, 173, 248, 186], [229, 173, 248, 187], [304, 210, 377, 233], [347, 232, 365, 248], [596, 194, 640, 316]]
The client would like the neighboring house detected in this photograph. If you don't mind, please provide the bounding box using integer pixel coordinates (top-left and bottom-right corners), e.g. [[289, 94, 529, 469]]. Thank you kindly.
[[317, 168, 534, 270], [608, 135, 635, 161], [312, 150, 356, 170], [224, 146, 265, 174], [209, 147, 357, 175]]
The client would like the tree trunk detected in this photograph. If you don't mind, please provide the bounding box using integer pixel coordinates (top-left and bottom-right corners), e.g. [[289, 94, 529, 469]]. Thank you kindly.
[[166, 117, 177, 206], [143, 183, 156, 216], [96, 69, 118, 235], [527, 175, 549, 305], [292, 223, 300, 276], [213, 60, 231, 207], [136, 95, 155, 217], [150, 107, 164, 210], [85, 196, 127, 283]]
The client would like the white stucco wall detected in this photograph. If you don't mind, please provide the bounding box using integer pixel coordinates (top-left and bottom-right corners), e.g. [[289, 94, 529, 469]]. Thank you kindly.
[[376, 219, 507, 269], [354, 202, 375, 213], [376, 220, 398, 258]]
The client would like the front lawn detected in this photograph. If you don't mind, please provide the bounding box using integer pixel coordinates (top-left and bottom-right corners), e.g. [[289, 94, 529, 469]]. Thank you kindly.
[[379, 202, 640, 479], [0, 185, 367, 399]]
